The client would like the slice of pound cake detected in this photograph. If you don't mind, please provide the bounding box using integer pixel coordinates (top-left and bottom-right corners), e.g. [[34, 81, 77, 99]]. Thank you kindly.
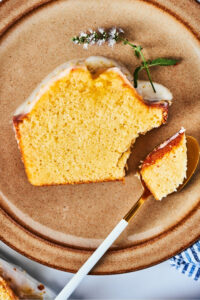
[[140, 128, 187, 200], [13, 56, 170, 186]]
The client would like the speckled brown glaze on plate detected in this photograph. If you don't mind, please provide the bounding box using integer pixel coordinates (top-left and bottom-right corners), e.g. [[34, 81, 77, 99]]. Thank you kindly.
[[0, 0, 200, 274]]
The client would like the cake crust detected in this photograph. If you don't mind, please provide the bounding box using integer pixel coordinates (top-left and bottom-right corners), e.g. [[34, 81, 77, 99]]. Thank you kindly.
[[141, 128, 185, 170]]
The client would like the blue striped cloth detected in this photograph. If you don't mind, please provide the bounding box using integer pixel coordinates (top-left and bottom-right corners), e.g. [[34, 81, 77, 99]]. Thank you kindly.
[[170, 241, 200, 280]]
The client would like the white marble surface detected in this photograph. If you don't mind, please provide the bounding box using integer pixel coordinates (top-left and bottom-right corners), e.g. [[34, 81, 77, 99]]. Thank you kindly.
[[0, 241, 200, 299]]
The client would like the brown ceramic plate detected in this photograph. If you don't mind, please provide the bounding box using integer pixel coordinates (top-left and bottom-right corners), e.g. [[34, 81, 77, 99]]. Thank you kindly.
[[0, 0, 200, 274]]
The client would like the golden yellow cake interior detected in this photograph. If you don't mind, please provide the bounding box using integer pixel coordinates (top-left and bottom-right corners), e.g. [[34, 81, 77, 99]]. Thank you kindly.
[[14, 59, 169, 186], [140, 129, 187, 200]]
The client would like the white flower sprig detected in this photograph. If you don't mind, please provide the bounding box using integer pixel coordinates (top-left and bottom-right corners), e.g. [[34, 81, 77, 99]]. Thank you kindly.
[[72, 27, 124, 49], [71, 27, 178, 92]]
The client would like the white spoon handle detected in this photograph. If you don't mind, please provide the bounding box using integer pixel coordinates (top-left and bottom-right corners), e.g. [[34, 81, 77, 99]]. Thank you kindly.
[[55, 219, 128, 300]]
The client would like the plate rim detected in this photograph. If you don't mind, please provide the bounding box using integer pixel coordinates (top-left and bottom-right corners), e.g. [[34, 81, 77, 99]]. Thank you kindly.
[[1, 201, 200, 274], [0, 0, 200, 274]]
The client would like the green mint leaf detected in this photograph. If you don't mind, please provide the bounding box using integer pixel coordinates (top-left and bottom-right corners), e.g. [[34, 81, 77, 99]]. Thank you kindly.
[[133, 66, 144, 88], [148, 58, 179, 67], [134, 49, 140, 58]]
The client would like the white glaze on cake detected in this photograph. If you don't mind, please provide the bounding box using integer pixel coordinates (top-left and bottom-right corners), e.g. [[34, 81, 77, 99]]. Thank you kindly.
[[0, 257, 55, 299], [136, 80, 173, 102]]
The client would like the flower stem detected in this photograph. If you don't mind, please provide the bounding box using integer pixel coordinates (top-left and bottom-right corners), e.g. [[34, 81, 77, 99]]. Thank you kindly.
[[139, 51, 156, 93], [121, 38, 156, 93]]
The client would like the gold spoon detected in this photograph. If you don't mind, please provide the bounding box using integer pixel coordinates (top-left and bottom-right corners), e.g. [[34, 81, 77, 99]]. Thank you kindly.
[[124, 135, 200, 222], [56, 135, 200, 300]]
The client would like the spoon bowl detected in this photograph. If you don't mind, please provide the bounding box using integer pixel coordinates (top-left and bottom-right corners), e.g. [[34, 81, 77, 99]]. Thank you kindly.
[[177, 135, 200, 192], [125, 135, 200, 223]]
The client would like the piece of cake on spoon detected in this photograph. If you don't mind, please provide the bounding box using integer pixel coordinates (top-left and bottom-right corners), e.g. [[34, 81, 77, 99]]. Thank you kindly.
[[140, 128, 187, 200]]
